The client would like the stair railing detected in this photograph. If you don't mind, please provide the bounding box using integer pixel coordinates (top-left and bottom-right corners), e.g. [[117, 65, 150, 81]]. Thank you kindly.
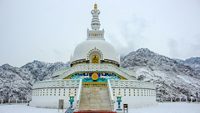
[[75, 79, 82, 111], [107, 79, 115, 111]]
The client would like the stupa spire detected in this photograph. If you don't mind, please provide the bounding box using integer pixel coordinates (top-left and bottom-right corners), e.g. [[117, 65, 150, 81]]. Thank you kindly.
[[91, 3, 101, 30], [87, 3, 104, 40]]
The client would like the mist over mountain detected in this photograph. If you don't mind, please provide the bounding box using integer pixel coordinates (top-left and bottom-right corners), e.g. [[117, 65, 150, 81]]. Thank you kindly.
[[0, 48, 200, 101]]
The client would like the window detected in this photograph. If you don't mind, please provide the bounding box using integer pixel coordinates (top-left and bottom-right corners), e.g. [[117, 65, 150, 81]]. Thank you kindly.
[[58, 89, 61, 96], [141, 89, 143, 96], [63, 89, 66, 96], [54, 89, 56, 96]]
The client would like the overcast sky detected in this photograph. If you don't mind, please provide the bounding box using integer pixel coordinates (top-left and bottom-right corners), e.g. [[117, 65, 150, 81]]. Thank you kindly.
[[0, 0, 200, 67]]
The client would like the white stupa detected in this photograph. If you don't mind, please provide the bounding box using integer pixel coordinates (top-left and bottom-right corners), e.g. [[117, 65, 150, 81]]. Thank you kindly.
[[30, 4, 156, 112]]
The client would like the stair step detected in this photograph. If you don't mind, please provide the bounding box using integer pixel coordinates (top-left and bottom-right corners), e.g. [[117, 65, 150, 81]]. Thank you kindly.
[[78, 84, 112, 111], [74, 110, 116, 113]]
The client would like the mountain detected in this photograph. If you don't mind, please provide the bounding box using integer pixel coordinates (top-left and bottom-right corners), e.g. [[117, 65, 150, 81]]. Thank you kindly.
[[184, 57, 200, 74], [0, 48, 200, 102], [121, 48, 200, 100], [21, 60, 69, 83], [0, 61, 68, 101], [0, 64, 32, 101]]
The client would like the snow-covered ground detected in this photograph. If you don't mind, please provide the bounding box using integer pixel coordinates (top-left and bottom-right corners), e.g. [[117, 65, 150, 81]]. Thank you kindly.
[[0, 103, 199, 113]]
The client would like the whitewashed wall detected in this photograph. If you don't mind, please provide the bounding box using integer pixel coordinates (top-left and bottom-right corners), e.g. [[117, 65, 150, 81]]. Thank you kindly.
[[30, 78, 156, 109], [110, 80, 157, 109], [30, 79, 80, 109]]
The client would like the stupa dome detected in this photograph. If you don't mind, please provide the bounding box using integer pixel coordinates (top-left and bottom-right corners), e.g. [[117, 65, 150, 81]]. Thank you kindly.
[[71, 39, 120, 64]]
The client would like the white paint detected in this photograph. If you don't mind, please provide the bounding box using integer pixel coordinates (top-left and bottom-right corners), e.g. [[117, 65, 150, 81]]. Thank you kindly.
[[71, 40, 120, 63]]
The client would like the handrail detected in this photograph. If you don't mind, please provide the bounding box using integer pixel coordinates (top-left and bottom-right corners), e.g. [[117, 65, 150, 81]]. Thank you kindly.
[[75, 79, 82, 110], [107, 79, 115, 111]]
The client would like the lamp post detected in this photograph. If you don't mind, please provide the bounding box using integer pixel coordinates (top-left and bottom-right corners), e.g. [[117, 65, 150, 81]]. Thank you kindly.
[[116, 95, 122, 111], [69, 95, 74, 108], [66, 94, 74, 113]]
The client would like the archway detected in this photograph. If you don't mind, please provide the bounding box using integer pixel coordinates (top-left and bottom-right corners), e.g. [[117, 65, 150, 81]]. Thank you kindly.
[[88, 51, 102, 64]]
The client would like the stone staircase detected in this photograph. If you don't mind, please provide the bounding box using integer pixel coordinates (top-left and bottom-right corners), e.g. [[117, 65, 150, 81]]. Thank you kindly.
[[78, 83, 112, 111]]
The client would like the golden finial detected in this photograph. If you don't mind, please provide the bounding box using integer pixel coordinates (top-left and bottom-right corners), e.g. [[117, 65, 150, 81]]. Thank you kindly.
[[94, 3, 97, 10]]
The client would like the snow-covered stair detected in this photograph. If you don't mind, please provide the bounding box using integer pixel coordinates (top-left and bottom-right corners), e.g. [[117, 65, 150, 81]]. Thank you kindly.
[[78, 83, 112, 111]]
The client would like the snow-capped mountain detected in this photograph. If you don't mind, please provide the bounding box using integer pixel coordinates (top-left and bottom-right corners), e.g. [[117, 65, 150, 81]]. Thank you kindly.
[[121, 48, 200, 100], [0, 64, 32, 101], [0, 48, 199, 101], [21, 60, 69, 83], [0, 61, 68, 101]]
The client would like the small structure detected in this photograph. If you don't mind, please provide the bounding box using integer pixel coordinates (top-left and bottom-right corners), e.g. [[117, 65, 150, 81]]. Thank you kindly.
[[116, 96, 122, 111], [123, 104, 128, 113]]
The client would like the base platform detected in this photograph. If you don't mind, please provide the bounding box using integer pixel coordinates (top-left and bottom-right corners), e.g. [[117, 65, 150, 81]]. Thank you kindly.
[[74, 110, 117, 113]]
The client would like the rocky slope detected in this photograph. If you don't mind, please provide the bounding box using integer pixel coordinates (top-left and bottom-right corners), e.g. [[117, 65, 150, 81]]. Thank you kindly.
[[184, 57, 200, 75], [0, 61, 68, 101], [0, 64, 32, 101], [21, 60, 69, 83], [0, 48, 200, 101], [121, 48, 200, 100]]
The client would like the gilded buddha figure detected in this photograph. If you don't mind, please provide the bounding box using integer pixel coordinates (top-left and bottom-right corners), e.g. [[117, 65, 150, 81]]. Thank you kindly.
[[92, 54, 99, 63]]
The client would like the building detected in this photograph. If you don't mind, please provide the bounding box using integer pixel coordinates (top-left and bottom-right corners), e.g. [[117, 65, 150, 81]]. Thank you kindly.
[[30, 4, 156, 112]]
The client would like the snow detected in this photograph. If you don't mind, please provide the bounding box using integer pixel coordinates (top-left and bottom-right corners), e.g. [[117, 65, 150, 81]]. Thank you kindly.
[[177, 75, 192, 84], [0, 103, 200, 113], [0, 104, 58, 113], [132, 103, 200, 113]]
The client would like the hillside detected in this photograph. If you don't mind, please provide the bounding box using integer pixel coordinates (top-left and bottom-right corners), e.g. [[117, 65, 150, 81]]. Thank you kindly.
[[121, 48, 200, 100]]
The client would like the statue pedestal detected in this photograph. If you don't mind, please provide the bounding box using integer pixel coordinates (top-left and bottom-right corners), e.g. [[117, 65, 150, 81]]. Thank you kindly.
[[116, 108, 122, 111]]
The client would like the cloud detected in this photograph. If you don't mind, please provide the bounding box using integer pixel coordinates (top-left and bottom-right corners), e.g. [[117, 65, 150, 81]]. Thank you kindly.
[[1, 0, 200, 66], [168, 39, 180, 58], [168, 34, 200, 59], [187, 34, 200, 57], [117, 15, 147, 54]]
